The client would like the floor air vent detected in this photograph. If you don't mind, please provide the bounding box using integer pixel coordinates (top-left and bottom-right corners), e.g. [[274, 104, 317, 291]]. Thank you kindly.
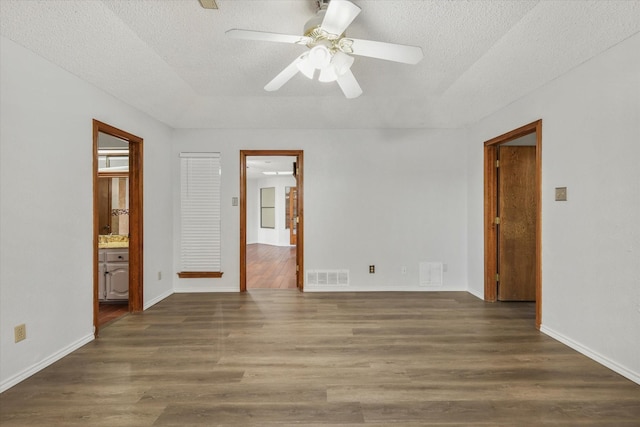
[[307, 270, 349, 286]]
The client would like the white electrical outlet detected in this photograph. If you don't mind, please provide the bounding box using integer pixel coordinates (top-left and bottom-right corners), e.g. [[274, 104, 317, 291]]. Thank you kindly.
[[158, 271, 162, 280], [401, 266, 407, 275]]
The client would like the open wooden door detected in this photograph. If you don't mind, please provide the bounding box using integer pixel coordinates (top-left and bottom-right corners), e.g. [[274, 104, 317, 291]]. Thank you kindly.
[[497, 146, 536, 301], [484, 119, 542, 327], [289, 188, 297, 246]]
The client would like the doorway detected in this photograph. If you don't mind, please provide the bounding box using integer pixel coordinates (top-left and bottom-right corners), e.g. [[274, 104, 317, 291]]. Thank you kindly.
[[240, 150, 304, 292], [93, 120, 143, 336], [484, 120, 542, 328], [287, 187, 298, 245]]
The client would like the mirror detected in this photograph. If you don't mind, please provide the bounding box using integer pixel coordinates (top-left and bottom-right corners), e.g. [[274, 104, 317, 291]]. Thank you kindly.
[[97, 132, 129, 237], [97, 176, 129, 235]]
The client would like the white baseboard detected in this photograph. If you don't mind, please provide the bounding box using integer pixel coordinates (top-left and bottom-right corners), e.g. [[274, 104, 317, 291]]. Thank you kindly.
[[173, 286, 239, 293], [0, 333, 94, 393], [143, 289, 174, 310], [304, 285, 468, 292], [304, 285, 350, 292], [541, 325, 640, 385], [466, 287, 484, 300]]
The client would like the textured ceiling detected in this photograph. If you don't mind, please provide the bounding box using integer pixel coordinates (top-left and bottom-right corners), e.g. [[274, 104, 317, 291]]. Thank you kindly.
[[246, 156, 298, 179], [1, 0, 639, 129]]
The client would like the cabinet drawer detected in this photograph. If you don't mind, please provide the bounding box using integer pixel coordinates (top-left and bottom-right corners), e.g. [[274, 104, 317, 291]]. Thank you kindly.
[[105, 250, 129, 262]]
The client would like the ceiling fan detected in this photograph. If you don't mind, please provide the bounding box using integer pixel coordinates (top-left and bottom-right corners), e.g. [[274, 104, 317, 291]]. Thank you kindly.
[[226, 0, 423, 99]]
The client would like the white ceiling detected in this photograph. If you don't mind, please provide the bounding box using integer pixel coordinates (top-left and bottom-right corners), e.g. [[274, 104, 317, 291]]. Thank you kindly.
[[1, 0, 639, 129], [246, 156, 297, 179]]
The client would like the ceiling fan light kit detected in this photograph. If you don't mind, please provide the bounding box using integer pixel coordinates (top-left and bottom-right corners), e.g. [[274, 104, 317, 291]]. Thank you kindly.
[[310, 45, 331, 68], [226, 0, 423, 99]]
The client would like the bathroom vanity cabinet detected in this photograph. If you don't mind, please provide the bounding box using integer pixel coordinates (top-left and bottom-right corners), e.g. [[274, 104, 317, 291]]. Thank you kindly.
[[98, 248, 129, 301]]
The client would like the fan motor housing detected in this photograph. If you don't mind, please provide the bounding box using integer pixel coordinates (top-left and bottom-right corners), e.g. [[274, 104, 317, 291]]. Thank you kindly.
[[304, 11, 327, 36], [306, 0, 333, 35]]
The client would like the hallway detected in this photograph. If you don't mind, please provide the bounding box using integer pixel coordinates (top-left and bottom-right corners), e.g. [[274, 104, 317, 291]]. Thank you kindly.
[[246, 243, 296, 289]]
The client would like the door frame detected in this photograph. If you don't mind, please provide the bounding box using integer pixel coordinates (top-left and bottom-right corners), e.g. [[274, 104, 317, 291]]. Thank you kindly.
[[240, 150, 304, 292], [288, 187, 297, 245], [93, 120, 144, 337], [484, 120, 542, 328]]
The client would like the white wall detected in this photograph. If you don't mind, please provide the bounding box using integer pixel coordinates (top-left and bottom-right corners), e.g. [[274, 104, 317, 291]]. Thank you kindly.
[[3, 20, 636, 395], [247, 175, 296, 246], [5, 26, 636, 394], [172, 128, 468, 293], [467, 33, 640, 383], [0, 37, 174, 391]]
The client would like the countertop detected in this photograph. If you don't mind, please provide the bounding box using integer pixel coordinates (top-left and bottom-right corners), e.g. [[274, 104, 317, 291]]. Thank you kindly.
[[98, 241, 129, 249]]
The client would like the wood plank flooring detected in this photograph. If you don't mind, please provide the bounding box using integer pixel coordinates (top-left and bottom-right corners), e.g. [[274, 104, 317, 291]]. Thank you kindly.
[[247, 243, 296, 289], [1, 291, 639, 426], [98, 301, 129, 327]]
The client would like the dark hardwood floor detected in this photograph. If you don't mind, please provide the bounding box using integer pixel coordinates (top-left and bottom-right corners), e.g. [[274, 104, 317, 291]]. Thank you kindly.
[[1, 291, 639, 426], [247, 243, 296, 289], [98, 301, 129, 327]]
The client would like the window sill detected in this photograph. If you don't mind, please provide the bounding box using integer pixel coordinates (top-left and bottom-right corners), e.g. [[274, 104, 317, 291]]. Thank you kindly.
[[177, 272, 224, 279]]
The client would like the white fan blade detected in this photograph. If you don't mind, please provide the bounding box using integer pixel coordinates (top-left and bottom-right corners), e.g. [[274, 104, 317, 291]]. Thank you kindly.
[[321, 0, 361, 36], [336, 69, 362, 99], [226, 29, 311, 45], [265, 56, 303, 92], [349, 38, 423, 64]]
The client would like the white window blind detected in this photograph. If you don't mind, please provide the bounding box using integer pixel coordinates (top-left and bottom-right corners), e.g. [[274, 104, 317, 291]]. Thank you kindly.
[[180, 152, 221, 272]]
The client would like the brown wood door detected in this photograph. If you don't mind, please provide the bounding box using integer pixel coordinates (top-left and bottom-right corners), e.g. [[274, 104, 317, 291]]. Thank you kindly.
[[498, 146, 536, 301], [289, 188, 297, 245], [97, 177, 112, 235]]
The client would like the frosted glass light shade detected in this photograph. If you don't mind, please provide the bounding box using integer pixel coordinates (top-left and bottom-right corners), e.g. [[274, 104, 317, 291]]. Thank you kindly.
[[296, 55, 315, 79], [319, 66, 338, 83], [331, 51, 354, 76], [308, 45, 331, 69]]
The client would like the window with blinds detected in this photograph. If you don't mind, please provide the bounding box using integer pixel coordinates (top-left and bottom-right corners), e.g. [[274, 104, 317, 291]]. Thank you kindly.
[[178, 153, 223, 278]]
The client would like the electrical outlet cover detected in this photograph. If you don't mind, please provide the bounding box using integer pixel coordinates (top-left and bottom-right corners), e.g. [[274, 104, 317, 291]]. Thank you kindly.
[[14, 324, 26, 343]]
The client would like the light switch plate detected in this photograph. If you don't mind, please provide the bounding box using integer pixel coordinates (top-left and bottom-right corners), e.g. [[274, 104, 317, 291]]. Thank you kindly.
[[555, 187, 567, 201]]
